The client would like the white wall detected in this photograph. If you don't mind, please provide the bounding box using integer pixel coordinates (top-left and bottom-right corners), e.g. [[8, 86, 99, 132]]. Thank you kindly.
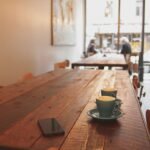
[[0, 0, 84, 85]]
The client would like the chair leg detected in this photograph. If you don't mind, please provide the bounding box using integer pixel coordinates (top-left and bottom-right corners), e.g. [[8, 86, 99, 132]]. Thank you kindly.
[[137, 97, 142, 107], [139, 101, 142, 106], [139, 85, 144, 100]]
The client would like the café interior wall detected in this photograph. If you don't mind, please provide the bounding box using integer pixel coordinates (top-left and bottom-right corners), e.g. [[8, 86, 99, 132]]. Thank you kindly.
[[0, 0, 84, 86]]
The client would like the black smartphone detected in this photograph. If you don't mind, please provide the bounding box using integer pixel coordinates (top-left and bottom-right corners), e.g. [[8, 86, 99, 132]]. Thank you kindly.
[[38, 118, 65, 137]]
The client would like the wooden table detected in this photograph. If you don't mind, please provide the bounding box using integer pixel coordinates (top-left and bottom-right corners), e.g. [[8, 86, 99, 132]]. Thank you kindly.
[[72, 53, 128, 70], [0, 69, 149, 150]]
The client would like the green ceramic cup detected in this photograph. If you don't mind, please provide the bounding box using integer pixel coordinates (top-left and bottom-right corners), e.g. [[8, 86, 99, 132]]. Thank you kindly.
[[96, 96, 117, 117], [101, 88, 117, 98]]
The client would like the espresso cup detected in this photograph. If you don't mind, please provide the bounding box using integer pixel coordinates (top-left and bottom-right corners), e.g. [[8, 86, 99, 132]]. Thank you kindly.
[[101, 88, 117, 98], [96, 96, 117, 117]]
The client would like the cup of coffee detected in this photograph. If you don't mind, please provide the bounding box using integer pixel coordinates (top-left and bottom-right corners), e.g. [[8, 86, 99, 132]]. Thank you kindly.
[[101, 88, 117, 98], [96, 96, 117, 117]]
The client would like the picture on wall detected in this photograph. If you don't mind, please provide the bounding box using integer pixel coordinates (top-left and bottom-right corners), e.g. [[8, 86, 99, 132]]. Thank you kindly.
[[51, 0, 76, 46]]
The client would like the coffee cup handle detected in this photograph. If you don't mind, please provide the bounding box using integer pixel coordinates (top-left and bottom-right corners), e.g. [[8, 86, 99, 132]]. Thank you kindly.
[[112, 101, 120, 115]]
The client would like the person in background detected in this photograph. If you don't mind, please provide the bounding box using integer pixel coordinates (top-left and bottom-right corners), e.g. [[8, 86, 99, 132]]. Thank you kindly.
[[120, 37, 132, 60], [87, 39, 97, 56], [120, 37, 132, 74]]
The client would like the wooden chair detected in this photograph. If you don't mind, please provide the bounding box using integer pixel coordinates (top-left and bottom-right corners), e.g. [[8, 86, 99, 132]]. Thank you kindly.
[[54, 60, 70, 70], [146, 109, 150, 133], [132, 75, 142, 106], [20, 72, 34, 81], [132, 75, 140, 94]]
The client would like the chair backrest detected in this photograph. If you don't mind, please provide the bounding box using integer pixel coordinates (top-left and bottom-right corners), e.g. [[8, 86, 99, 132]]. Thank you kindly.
[[132, 75, 143, 106], [21, 72, 34, 81], [54, 60, 70, 70], [132, 75, 140, 93], [146, 109, 150, 133]]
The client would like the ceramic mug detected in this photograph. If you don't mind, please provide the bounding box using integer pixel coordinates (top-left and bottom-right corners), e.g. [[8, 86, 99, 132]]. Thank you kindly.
[[96, 96, 119, 117], [101, 88, 117, 98]]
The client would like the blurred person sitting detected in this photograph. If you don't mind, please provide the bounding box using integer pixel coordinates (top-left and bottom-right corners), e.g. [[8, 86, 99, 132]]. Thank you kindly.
[[120, 37, 132, 61], [120, 37, 132, 74], [87, 39, 98, 56]]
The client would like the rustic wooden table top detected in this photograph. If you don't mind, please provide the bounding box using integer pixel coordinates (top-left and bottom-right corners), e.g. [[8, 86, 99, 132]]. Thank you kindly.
[[0, 69, 149, 150], [72, 53, 128, 69]]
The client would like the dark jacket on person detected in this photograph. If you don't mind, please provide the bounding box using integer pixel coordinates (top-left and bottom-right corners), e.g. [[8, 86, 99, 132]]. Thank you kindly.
[[87, 40, 97, 54], [121, 43, 132, 54]]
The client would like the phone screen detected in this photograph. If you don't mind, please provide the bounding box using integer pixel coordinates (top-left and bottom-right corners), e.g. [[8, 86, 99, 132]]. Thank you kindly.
[[38, 118, 65, 137]]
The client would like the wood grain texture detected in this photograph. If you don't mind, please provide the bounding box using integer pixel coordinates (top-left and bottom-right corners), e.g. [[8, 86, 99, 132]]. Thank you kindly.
[[0, 70, 74, 133], [0, 70, 149, 150], [0, 69, 71, 105], [60, 71, 150, 150], [0, 70, 103, 149], [72, 53, 128, 69]]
